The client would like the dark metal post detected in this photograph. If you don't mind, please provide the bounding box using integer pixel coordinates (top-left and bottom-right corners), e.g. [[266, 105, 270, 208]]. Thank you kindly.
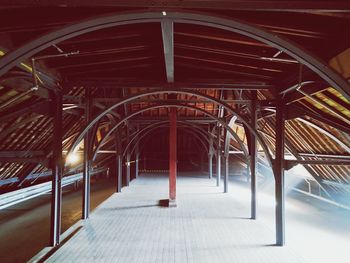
[[250, 92, 257, 219], [117, 155, 122, 192], [125, 126, 130, 186], [208, 153, 213, 179], [115, 130, 122, 192], [135, 126, 139, 178], [216, 126, 221, 187], [169, 107, 177, 207], [209, 137, 213, 179], [126, 152, 131, 186], [224, 154, 229, 193], [82, 88, 92, 219], [275, 98, 286, 246], [50, 91, 63, 246], [135, 152, 139, 178], [135, 132, 139, 178]]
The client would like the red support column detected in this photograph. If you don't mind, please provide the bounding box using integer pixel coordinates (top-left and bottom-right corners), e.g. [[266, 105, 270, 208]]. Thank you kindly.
[[169, 107, 177, 207]]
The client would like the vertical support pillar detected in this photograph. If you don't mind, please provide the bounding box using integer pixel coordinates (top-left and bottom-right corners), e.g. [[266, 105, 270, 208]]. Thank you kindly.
[[125, 126, 130, 186], [82, 88, 92, 220], [50, 91, 63, 246], [275, 98, 286, 246], [216, 126, 221, 187], [126, 152, 131, 186], [115, 130, 122, 193], [135, 132, 139, 178], [208, 137, 213, 179], [116, 155, 122, 192], [250, 91, 257, 219], [169, 107, 177, 207], [224, 154, 229, 193], [136, 152, 139, 178], [208, 153, 213, 179]]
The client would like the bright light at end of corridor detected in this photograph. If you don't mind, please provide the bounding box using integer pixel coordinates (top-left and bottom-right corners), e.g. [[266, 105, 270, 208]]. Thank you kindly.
[[66, 152, 80, 165]]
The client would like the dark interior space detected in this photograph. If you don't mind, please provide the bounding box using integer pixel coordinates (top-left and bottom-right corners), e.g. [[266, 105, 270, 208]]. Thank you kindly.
[[0, 1, 349, 262], [140, 127, 207, 172]]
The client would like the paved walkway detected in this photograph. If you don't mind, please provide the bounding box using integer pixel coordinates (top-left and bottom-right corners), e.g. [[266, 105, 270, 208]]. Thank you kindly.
[[46, 175, 306, 263]]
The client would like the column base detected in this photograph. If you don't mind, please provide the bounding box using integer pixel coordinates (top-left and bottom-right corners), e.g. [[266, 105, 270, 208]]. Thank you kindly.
[[168, 199, 177, 207]]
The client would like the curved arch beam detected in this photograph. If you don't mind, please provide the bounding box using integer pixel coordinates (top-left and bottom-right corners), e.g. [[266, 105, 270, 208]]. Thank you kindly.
[[132, 129, 204, 164], [93, 120, 214, 160], [0, 11, 348, 100], [127, 122, 240, 159], [121, 122, 210, 158], [210, 118, 245, 159], [119, 120, 232, 162], [67, 89, 258, 161], [125, 112, 246, 160], [224, 116, 238, 156], [65, 121, 111, 152], [129, 126, 209, 161], [93, 106, 245, 160], [92, 120, 213, 161], [88, 104, 251, 165]]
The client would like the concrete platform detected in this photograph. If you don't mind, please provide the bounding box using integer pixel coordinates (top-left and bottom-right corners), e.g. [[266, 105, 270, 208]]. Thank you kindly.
[[46, 174, 306, 263]]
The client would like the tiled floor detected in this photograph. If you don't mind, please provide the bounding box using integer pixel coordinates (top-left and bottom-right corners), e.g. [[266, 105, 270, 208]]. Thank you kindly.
[[46, 175, 306, 263]]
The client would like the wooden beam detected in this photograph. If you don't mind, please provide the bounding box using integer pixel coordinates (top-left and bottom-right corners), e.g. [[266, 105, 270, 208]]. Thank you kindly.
[[2, 1, 350, 12], [161, 19, 174, 83], [0, 157, 48, 165], [0, 150, 45, 158], [67, 79, 274, 89], [285, 159, 350, 170], [287, 103, 350, 134], [0, 100, 50, 123]]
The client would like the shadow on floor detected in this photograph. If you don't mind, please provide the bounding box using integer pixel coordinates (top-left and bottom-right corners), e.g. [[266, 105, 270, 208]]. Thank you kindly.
[[101, 199, 171, 211]]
